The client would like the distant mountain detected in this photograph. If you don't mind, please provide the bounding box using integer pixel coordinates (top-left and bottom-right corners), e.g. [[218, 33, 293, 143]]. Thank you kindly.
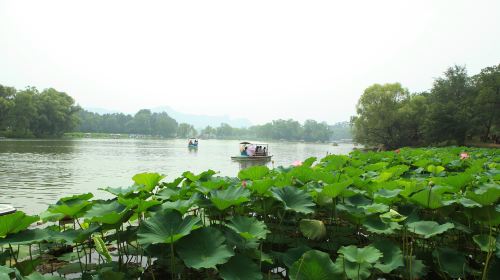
[[151, 106, 252, 129]]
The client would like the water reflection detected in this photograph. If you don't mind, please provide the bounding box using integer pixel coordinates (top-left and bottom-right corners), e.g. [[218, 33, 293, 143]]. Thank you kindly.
[[0, 139, 354, 214]]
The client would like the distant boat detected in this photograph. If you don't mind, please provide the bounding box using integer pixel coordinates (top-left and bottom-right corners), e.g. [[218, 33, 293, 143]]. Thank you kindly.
[[188, 138, 199, 148], [231, 142, 272, 161], [0, 204, 16, 216]]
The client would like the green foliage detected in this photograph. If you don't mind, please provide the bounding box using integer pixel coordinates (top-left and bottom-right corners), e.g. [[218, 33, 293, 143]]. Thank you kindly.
[[0, 147, 498, 279], [289, 250, 338, 280], [0, 85, 79, 137], [351, 63, 500, 147]]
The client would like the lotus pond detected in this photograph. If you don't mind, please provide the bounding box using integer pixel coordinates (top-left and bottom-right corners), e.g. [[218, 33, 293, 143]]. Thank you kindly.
[[0, 147, 499, 279]]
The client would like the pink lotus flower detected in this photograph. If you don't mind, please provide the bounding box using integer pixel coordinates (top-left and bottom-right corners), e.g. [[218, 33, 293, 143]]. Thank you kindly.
[[292, 160, 303, 166], [241, 180, 247, 188], [460, 152, 469, 160]]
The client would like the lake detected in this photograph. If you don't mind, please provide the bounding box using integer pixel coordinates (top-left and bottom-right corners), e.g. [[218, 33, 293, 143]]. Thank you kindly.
[[0, 138, 355, 214]]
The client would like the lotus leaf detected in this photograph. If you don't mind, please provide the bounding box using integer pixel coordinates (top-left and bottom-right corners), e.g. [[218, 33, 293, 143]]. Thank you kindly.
[[159, 196, 198, 214], [271, 186, 315, 214], [177, 227, 234, 269], [432, 247, 466, 278], [289, 250, 339, 280], [84, 200, 127, 224], [0, 211, 38, 238], [138, 210, 201, 245], [210, 186, 250, 210], [338, 245, 382, 264], [218, 254, 262, 280], [24, 272, 64, 280], [406, 221, 454, 238], [363, 216, 402, 234], [238, 165, 269, 180], [320, 178, 353, 198], [473, 234, 496, 252], [299, 219, 326, 240], [466, 183, 500, 206], [132, 172, 165, 192], [226, 216, 269, 240], [372, 240, 404, 273]]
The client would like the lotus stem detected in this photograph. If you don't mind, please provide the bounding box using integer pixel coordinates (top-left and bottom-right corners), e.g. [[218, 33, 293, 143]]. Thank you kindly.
[[170, 238, 175, 280]]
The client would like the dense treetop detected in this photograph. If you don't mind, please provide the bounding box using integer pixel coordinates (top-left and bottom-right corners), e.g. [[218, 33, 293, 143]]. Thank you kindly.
[[351, 63, 500, 148]]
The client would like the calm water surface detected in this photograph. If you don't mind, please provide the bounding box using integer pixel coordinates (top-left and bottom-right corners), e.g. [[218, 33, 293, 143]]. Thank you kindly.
[[0, 139, 354, 214]]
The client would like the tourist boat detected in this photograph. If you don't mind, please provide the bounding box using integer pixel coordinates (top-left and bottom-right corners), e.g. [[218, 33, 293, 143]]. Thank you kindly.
[[0, 204, 16, 216], [188, 138, 199, 148], [231, 142, 272, 161]]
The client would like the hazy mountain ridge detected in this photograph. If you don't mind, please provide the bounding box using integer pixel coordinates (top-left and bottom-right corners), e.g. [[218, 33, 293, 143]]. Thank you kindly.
[[150, 106, 252, 129]]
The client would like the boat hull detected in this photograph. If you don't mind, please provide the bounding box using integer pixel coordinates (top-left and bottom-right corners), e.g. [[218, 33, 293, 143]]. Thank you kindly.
[[231, 155, 272, 161]]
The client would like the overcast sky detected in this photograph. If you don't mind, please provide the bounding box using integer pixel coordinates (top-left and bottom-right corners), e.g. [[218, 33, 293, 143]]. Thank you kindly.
[[1, 1, 499, 124]]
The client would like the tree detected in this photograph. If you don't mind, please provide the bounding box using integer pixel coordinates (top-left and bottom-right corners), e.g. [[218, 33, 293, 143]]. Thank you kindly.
[[351, 83, 411, 149], [8, 87, 39, 137], [471, 64, 500, 142], [177, 123, 197, 138], [0, 85, 16, 131], [33, 88, 80, 136], [423, 66, 475, 145]]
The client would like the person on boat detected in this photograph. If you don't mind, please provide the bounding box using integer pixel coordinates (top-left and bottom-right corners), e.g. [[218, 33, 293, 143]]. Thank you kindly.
[[194, 139, 198, 145], [241, 146, 248, 156], [263, 147, 267, 155], [189, 140, 192, 145]]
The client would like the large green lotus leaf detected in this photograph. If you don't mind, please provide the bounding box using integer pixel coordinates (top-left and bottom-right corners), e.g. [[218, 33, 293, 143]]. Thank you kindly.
[[360, 203, 389, 215], [0, 211, 38, 238], [434, 173, 473, 190], [177, 227, 234, 269], [117, 197, 161, 213], [24, 272, 64, 280], [182, 170, 216, 182], [0, 266, 15, 279], [432, 247, 466, 278], [59, 193, 93, 202], [320, 178, 353, 198], [427, 165, 445, 175], [473, 234, 496, 252], [196, 179, 228, 194], [271, 186, 314, 214], [238, 165, 270, 180], [0, 228, 50, 246], [457, 197, 482, 208], [99, 185, 138, 197], [373, 189, 401, 204], [222, 227, 259, 250], [156, 187, 180, 201], [334, 256, 371, 280], [364, 162, 389, 171], [84, 200, 127, 224], [373, 165, 409, 183], [159, 196, 198, 215], [302, 157, 317, 167], [210, 187, 250, 211], [321, 154, 348, 171], [299, 219, 326, 240], [289, 250, 339, 280], [138, 210, 201, 245], [219, 254, 262, 280], [466, 205, 500, 226], [338, 245, 382, 264], [467, 183, 500, 206], [248, 178, 274, 195], [372, 240, 403, 273], [47, 194, 92, 218], [39, 210, 65, 222], [409, 185, 455, 209], [132, 172, 165, 192], [363, 216, 401, 234], [289, 166, 315, 184], [226, 216, 269, 240], [406, 221, 454, 239], [276, 245, 312, 268]]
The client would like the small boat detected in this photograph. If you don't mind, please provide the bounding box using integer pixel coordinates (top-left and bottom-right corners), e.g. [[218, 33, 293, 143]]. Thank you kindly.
[[231, 142, 272, 161], [0, 204, 16, 216], [188, 138, 199, 148]]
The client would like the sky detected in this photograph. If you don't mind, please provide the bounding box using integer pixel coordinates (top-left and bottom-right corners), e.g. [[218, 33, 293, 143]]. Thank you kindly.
[[1, 1, 499, 125]]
